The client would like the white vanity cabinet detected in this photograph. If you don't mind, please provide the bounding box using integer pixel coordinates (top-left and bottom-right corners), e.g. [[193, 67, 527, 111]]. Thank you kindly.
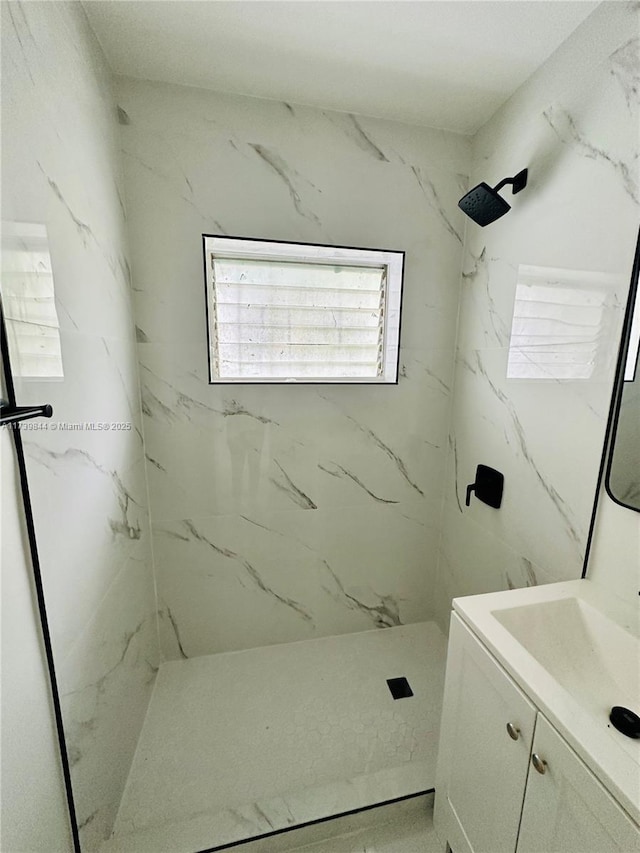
[[517, 715, 640, 853], [434, 613, 640, 853], [434, 614, 536, 853]]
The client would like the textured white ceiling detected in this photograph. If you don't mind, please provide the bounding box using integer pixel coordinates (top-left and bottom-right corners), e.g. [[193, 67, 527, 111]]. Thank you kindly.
[[83, 1, 599, 135]]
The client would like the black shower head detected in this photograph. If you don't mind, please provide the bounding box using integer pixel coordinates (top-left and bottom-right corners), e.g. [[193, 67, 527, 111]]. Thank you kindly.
[[458, 169, 528, 227]]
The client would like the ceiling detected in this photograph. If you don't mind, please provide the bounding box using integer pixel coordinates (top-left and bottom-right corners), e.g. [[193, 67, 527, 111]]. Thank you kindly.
[[83, 1, 599, 135]]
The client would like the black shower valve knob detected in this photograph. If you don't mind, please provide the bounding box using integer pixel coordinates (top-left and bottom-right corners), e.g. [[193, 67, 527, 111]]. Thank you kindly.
[[466, 464, 504, 509]]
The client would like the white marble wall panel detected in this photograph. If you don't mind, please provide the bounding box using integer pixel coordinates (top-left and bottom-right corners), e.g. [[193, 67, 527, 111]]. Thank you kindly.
[[587, 485, 640, 606], [1, 430, 72, 852], [1, 3, 158, 850], [446, 346, 617, 576], [116, 77, 471, 657], [137, 341, 451, 522], [60, 528, 158, 851], [435, 4, 639, 632], [155, 500, 442, 657], [433, 502, 562, 635]]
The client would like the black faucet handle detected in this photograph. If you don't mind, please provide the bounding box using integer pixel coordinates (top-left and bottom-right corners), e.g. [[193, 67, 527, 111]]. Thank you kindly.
[[465, 465, 504, 509]]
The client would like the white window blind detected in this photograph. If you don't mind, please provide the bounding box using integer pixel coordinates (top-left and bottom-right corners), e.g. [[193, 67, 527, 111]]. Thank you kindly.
[[204, 238, 403, 383], [1, 222, 64, 379]]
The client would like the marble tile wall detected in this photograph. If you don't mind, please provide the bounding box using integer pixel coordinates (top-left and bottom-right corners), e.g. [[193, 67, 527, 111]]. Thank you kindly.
[[434, 2, 640, 631], [1, 411, 72, 851], [1, 3, 158, 850], [116, 76, 471, 658], [588, 482, 640, 607]]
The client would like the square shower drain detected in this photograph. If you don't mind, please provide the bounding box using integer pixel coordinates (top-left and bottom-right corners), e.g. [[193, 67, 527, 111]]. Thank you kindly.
[[386, 677, 413, 699]]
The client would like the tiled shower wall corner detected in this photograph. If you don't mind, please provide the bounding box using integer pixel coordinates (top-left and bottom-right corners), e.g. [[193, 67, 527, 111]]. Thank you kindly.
[[434, 2, 640, 631], [1, 3, 158, 849], [116, 77, 472, 659]]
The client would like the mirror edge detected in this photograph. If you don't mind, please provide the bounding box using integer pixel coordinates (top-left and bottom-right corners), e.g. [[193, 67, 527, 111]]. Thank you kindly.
[[604, 225, 640, 514], [582, 225, 640, 579]]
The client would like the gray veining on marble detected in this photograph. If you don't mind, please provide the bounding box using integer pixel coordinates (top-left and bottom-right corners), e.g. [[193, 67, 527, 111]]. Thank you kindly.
[[435, 5, 639, 631], [410, 165, 463, 244], [221, 399, 280, 425], [341, 113, 390, 162], [343, 413, 426, 498], [608, 37, 639, 112], [2, 4, 159, 849], [318, 462, 399, 504], [249, 143, 322, 225], [161, 606, 189, 659], [163, 518, 316, 633], [117, 74, 470, 657], [542, 106, 638, 204], [463, 350, 582, 545], [320, 560, 402, 629], [24, 443, 144, 542], [38, 163, 95, 244], [271, 460, 318, 510]]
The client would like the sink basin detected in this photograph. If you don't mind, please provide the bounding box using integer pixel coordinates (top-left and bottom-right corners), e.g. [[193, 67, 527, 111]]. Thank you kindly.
[[493, 596, 640, 714], [452, 579, 640, 824]]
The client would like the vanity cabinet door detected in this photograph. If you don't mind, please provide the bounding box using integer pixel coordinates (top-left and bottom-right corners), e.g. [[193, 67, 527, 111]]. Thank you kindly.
[[434, 614, 537, 853], [516, 714, 640, 853]]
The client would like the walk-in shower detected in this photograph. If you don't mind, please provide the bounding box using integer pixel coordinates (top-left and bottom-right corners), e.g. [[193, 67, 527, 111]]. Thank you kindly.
[[4, 2, 638, 852]]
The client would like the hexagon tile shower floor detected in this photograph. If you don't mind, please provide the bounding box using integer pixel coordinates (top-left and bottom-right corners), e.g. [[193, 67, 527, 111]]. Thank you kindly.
[[101, 622, 447, 853]]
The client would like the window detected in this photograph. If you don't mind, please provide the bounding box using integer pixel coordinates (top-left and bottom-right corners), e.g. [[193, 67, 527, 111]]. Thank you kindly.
[[203, 236, 404, 383]]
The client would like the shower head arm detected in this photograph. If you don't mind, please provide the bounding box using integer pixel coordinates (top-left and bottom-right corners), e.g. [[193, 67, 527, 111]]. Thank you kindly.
[[493, 169, 528, 196]]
